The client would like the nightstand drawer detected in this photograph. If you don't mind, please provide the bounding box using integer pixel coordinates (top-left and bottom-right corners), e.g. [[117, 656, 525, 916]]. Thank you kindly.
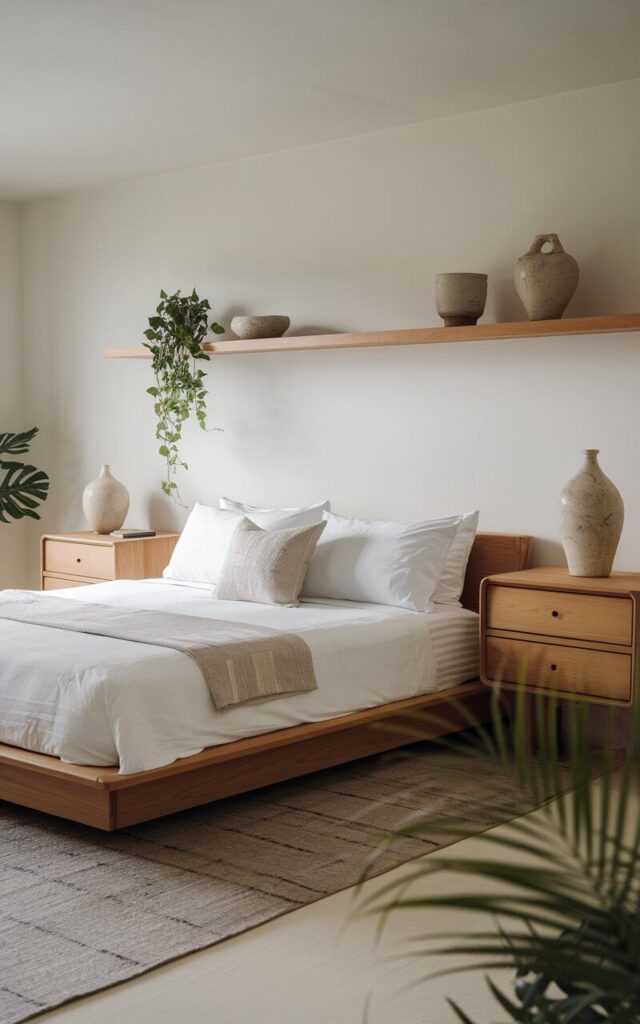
[[43, 540, 114, 580], [486, 636, 632, 702], [42, 574, 101, 590], [486, 585, 633, 646]]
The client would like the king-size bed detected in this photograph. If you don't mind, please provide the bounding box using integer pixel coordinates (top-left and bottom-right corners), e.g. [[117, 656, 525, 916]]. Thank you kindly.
[[0, 525, 531, 830]]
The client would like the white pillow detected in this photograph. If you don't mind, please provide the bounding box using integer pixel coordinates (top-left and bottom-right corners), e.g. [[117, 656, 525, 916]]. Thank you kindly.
[[432, 510, 480, 606], [163, 504, 244, 585], [219, 497, 331, 531], [302, 511, 462, 611]]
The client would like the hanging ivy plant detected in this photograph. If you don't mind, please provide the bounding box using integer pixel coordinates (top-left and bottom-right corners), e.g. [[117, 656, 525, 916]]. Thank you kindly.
[[144, 289, 224, 500]]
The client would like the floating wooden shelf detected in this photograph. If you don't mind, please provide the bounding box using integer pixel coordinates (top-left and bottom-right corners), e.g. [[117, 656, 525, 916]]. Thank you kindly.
[[104, 313, 640, 358]]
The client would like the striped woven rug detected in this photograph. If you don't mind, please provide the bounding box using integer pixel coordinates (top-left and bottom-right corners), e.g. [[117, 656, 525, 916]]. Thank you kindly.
[[0, 737, 553, 1023]]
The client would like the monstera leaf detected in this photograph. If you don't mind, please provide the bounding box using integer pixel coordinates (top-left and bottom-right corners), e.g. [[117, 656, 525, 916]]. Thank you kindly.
[[0, 428, 50, 523], [0, 426, 39, 458]]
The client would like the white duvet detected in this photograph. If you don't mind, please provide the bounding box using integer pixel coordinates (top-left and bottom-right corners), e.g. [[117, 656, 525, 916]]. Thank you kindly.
[[0, 579, 479, 774]]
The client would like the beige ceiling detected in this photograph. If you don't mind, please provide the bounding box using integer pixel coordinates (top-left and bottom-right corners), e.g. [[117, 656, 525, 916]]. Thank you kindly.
[[1, 0, 639, 199]]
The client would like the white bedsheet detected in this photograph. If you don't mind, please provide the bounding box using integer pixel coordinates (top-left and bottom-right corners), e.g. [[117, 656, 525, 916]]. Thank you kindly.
[[0, 579, 479, 774]]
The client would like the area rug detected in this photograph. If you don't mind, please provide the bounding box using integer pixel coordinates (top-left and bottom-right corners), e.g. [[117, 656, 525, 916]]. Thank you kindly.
[[1, 737, 561, 1023]]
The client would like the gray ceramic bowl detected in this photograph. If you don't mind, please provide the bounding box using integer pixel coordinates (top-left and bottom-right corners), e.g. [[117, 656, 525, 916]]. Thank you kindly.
[[230, 315, 290, 340], [435, 273, 487, 327]]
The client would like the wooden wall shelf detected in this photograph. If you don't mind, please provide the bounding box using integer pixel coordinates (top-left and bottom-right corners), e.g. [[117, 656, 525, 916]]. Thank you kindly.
[[104, 313, 640, 359]]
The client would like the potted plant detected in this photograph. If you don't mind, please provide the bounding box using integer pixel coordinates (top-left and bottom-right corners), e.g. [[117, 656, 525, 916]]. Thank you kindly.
[[144, 288, 224, 501], [361, 691, 640, 1022], [0, 427, 49, 523]]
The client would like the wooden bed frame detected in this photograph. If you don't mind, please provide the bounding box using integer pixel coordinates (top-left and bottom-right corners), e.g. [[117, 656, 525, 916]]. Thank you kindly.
[[0, 532, 531, 830]]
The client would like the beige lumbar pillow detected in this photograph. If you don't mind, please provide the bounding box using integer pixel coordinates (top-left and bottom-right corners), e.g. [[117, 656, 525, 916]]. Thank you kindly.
[[217, 517, 326, 606]]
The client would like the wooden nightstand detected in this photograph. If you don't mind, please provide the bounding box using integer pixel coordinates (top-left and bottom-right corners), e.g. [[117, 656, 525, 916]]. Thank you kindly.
[[480, 567, 640, 706], [41, 531, 180, 590]]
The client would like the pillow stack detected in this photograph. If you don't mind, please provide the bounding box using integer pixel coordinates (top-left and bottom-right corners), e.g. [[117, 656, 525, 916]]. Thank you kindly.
[[163, 497, 478, 610], [163, 500, 331, 605]]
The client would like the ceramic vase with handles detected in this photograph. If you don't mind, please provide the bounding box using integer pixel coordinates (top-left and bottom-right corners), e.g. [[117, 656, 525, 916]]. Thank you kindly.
[[82, 465, 130, 534], [560, 450, 624, 577], [514, 233, 579, 320]]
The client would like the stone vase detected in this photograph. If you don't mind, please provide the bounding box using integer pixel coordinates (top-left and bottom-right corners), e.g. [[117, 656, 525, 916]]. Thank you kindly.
[[514, 233, 579, 320], [435, 273, 488, 327], [560, 450, 624, 577], [82, 465, 129, 534]]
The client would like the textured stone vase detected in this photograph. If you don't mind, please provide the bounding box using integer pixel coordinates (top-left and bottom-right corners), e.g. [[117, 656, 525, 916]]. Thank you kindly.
[[514, 234, 579, 320], [560, 450, 624, 577], [82, 465, 129, 534], [435, 273, 488, 327]]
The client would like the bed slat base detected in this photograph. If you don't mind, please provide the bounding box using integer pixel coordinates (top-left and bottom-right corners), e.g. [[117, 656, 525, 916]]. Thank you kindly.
[[0, 682, 490, 830], [113, 683, 491, 827]]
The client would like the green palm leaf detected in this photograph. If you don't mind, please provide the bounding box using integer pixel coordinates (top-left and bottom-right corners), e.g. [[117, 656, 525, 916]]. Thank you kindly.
[[448, 998, 479, 1023], [358, 680, 640, 1023]]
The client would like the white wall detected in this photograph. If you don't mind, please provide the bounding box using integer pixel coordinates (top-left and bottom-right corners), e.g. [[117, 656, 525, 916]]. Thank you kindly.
[[0, 201, 27, 587], [20, 78, 640, 583]]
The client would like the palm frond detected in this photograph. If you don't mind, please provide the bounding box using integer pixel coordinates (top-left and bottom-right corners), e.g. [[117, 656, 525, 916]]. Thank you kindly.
[[448, 997, 479, 1024], [359, 677, 640, 1022]]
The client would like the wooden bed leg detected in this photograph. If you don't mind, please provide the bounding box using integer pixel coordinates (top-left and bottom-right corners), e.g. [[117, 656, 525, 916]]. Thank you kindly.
[[0, 758, 116, 830]]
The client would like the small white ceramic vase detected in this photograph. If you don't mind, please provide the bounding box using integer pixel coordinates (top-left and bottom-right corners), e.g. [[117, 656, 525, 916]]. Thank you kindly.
[[560, 450, 624, 577], [82, 465, 129, 534]]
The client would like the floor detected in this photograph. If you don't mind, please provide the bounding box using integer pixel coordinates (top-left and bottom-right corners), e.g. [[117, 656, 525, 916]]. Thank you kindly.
[[33, 801, 543, 1024], [30, 760, 630, 1024]]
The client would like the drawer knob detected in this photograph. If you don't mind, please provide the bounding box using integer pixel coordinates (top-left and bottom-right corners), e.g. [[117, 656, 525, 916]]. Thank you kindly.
[[550, 663, 558, 672], [551, 610, 559, 618]]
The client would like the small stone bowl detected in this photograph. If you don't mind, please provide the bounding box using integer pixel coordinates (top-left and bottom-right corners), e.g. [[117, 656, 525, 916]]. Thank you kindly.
[[230, 315, 290, 340], [435, 273, 487, 327]]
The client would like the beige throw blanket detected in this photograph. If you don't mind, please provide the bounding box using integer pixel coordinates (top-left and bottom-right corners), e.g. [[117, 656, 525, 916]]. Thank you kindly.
[[0, 592, 318, 711]]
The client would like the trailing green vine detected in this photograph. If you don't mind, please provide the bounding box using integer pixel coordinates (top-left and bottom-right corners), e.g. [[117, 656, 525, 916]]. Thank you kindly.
[[144, 288, 224, 501]]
